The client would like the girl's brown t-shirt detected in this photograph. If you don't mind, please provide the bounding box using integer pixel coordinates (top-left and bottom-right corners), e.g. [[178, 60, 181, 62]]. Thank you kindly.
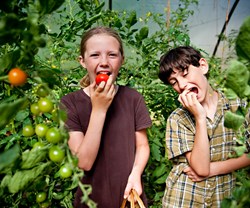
[[61, 86, 152, 208]]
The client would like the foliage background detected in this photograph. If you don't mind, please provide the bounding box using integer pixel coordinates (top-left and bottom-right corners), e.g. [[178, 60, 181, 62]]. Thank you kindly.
[[0, 0, 249, 207]]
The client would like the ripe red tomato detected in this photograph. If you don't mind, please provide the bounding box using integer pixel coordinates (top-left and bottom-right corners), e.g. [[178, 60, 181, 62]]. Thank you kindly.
[[95, 74, 109, 85], [8, 67, 27, 86], [22, 125, 35, 137], [36, 192, 47, 203], [59, 164, 73, 178], [48, 145, 65, 163], [45, 127, 62, 144], [35, 123, 49, 137], [38, 97, 54, 113]]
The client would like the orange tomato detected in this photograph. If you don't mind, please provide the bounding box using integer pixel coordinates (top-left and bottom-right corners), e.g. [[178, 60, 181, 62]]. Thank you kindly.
[[8, 67, 27, 86]]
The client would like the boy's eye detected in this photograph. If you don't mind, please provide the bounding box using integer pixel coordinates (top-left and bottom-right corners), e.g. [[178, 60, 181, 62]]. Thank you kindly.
[[183, 69, 188, 76], [169, 80, 176, 86]]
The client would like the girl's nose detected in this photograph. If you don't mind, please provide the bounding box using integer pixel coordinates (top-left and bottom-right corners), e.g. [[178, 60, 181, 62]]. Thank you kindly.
[[100, 56, 108, 66]]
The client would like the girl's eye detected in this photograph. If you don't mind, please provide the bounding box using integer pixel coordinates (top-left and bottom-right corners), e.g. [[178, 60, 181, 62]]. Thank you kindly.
[[90, 54, 99, 57], [109, 53, 118, 57]]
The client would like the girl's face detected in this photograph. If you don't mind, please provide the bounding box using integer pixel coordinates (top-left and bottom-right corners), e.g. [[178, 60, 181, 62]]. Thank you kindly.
[[79, 34, 124, 84]]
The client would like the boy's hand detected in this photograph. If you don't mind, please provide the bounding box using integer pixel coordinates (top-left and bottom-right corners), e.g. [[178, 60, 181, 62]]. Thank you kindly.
[[178, 89, 206, 120], [183, 166, 207, 182]]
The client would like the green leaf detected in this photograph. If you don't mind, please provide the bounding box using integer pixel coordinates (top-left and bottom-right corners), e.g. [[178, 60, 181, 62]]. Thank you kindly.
[[151, 143, 161, 161], [126, 11, 137, 28], [21, 148, 48, 169], [0, 50, 21, 73], [236, 16, 250, 62], [0, 98, 29, 130], [0, 144, 20, 172], [37, 0, 65, 15], [224, 111, 245, 131], [8, 162, 50, 194], [152, 163, 166, 178]]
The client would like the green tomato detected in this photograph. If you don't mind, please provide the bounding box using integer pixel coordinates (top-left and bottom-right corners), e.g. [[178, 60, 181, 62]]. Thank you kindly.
[[38, 97, 54, 113], [30, 103, 40, 116], [49, 145, 65, 163], [36, 85, 49, 97], [45, 127, 62, 144], [22, 125, 35, 137], [35, 123, 49, 137], [36, 192, 47, 203], [59, 164, 73, 178], [39, 201, 50, 208], [32, 141, 45, 150]]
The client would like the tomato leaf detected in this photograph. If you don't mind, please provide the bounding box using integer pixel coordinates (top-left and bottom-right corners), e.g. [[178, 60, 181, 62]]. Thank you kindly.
[[0, 98, 29, 130], [0, 144, 20, 173], [21, 148, 48, 169], [8, 162, 51, 194]]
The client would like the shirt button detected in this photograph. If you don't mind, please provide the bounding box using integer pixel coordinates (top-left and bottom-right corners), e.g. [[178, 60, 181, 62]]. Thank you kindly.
[[212, 148, 215, 152], [233, 137, 237, 141], [207, 184, 210, 188]]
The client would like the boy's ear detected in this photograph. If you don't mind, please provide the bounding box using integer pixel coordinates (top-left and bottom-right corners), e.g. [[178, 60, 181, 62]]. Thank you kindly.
[[79, 55, 86, 68], [199, 58, 209, 75]]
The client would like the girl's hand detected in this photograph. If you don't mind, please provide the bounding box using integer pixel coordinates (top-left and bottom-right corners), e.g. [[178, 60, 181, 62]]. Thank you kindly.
[[89, 75, 116, 112], [123, 171, 142, 200], [183, 166, 207, 182]]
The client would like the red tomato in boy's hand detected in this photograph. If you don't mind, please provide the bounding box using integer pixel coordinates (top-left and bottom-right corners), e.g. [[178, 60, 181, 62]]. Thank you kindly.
[[95, 74, 109, 85]]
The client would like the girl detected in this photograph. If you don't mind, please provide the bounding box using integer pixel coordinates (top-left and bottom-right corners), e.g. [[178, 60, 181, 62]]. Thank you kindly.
[[61, 26, 152, 208]]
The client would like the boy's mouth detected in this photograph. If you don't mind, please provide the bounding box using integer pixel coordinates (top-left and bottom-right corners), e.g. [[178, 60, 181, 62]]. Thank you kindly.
[[190, 87, 198, 94]]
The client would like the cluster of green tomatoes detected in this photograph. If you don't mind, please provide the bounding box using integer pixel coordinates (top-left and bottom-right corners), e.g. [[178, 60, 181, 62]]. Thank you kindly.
[[21, 84, 75, 206]]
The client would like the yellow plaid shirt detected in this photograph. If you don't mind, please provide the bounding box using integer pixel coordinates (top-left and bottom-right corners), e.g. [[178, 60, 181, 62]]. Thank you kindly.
[[162, 91, 249, 208]]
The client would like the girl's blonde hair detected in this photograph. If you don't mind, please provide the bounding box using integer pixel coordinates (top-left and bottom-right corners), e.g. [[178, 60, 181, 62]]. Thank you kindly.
[[79, 26, 124, 88]]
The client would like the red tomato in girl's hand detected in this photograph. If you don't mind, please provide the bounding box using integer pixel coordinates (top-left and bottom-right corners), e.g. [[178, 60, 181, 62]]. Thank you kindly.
[[95, 74, 109, 85]]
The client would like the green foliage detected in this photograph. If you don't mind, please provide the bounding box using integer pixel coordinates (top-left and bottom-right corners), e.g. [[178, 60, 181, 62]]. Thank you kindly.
[[1, 0, 248, 207]]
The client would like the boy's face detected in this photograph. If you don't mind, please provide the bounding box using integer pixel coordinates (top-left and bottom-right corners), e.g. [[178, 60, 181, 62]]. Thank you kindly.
[[167, 58, 209, 103]]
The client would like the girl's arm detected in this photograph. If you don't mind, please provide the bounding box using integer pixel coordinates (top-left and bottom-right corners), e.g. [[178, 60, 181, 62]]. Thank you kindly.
[[123, 129, 150, 199], [68, 78, 116, 171]]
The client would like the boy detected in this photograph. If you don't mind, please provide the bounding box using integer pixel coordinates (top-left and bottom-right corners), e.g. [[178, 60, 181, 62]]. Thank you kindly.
[[158, 46, 250, 207]]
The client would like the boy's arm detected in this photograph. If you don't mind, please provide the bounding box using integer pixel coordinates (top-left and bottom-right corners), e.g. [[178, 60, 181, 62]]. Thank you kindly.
[[184, 153, 250, 181], [209, 153, 250, 177]]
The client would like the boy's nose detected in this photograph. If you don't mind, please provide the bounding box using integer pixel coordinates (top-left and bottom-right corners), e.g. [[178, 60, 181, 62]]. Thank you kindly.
[[178, 79, 187, 91]]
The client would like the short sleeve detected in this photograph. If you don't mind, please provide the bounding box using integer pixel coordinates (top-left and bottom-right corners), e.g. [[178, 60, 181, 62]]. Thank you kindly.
[[166, 110, 195, 160], [135, 96, 152, 131], [60, 93, 83, 132]]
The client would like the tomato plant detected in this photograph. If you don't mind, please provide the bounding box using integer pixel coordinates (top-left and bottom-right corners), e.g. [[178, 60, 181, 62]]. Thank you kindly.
[[35, 124, 49, 137], [59, 164, 73, 178], [38, 98, 54, 113], [95, 74, 109, 85], [49, 145, 65, 163], [22, 125, 35, 137], [36, 192, 47, 203], [8, 67, 27, 86], [45, 127, 62, 143]]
